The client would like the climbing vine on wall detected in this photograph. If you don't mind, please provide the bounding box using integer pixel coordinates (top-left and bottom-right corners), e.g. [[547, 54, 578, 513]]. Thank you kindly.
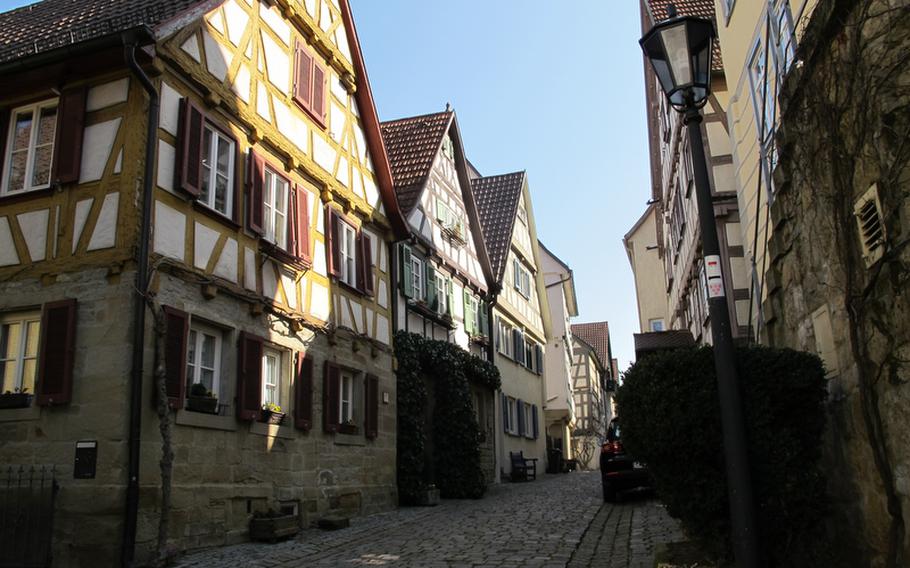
[[394, 331, 500, 503]]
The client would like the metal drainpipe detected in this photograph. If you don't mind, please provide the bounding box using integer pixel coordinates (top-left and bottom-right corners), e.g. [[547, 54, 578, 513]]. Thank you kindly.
[[122, 40, 159, 568]]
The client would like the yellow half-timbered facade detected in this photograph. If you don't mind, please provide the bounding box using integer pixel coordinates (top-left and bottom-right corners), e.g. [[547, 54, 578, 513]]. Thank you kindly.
[[0, 0, 406, 564]]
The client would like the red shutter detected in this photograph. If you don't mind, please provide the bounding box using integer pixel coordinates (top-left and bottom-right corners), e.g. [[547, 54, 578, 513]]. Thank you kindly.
[[358, 232, 374, 296], [162, 306, 189, 409], [364, 374, 379, 440], [326, 206, 340, 277], [296, 186, 311, 261], [294, 354, 314, 431], [312, 62, 326, 124], [177, 98, 205, 197], [288, 185, 299, 255], [247, 150, 265, 234], [322, 361, 340, 433], [51, 89, 86, 185], [293, 43, 313, 110], [236, 332, 264, 421], [35, 299, 77, 406]]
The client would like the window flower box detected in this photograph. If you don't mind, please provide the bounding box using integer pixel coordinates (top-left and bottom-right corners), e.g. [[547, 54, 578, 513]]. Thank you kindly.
[[338, 421, 359, 435], [0, 392, 33, 409], [259, 402, 285, 425], [186, 395, 219, 414]]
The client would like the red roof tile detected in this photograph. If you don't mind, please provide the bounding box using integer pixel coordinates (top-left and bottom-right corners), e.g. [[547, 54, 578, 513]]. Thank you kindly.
[[471, 171, 525, 283], [380, 110, 453, 215], [644, 0, 724, 72], [0, 0, 203, 64], [571, 322, 613, 370]]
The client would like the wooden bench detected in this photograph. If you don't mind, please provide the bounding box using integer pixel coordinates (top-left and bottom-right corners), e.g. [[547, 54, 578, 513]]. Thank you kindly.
[[509, 451, 538, 482]]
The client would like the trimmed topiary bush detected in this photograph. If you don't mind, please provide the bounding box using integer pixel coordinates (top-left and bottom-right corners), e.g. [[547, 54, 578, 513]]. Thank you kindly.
[[395, 331, 500, 503], [616, 345, 828, 566]]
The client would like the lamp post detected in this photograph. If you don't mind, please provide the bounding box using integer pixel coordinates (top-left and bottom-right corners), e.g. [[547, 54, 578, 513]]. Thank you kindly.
[[639, 7, 759, 568]]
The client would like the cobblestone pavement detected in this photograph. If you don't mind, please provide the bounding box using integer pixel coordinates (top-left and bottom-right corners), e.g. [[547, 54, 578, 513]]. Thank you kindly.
[[174, 472, 683, 568]]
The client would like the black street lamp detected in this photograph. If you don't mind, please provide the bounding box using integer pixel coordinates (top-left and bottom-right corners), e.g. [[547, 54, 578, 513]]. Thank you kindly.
[[640, 6, 760, 568]]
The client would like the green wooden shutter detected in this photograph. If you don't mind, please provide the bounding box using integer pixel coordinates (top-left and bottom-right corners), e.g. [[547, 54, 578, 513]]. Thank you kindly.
[[425, 264, 437, 307], [464, 290, 474, 334], [516, 399, 525, 437], [400, 244, 413, 298], [446, 278, 455, 316], [502, 394, 509, 433]]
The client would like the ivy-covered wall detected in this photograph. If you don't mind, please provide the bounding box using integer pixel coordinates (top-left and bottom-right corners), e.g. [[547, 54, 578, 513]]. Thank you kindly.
[[394, 331, 500, 504]]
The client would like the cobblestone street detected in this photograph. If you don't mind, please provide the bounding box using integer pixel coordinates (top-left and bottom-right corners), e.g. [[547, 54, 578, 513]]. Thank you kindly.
[[174, 472, 683, 568]]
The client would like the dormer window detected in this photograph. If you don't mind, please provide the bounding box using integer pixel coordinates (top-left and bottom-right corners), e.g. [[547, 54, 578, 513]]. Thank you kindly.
[[441, 134, 455, 160]]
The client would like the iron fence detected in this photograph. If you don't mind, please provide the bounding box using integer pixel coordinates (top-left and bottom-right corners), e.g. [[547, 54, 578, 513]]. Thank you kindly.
[[0, 466, 58, 568]]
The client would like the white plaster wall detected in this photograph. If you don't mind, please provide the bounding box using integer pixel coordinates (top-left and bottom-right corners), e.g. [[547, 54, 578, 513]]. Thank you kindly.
[[153, 201, 186, 261]]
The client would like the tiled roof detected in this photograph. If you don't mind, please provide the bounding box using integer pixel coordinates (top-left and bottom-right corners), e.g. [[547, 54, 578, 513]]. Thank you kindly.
[[571, 322, 612, 370], [380, 110, 453, 215], [0, 0, 203, 64], [633, 330, 695, 356], [471, 171, 525, 282], [644, 0, 724, 72]]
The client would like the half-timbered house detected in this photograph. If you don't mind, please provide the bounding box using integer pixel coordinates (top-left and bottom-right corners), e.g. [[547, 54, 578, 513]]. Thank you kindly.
[[0, 0, 407, 563], [380, 108, 498, 481], [472, 171, 550, 479]]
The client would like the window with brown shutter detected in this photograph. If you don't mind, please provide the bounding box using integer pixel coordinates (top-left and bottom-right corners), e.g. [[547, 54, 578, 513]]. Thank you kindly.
[[35, 299, 77, 406], [293, 42, 327, 127], [176, 98, 204, 197], [323, 361, 340, 433], [364, 374, 379, 439], [52, 88, 86, 185], [162, 306, 189, 409], [326, 205, 340, 277], [294, 354, 314, 431], [247, 150, 265, 235], [236, 332, 264, 421]]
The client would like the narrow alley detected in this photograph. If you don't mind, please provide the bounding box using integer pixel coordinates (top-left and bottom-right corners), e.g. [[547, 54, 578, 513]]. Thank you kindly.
[[173, 472, 682, 568]]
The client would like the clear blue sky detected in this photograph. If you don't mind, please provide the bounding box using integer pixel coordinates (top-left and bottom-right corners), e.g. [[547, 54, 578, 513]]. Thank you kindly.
[[0, 0, 652, 370]]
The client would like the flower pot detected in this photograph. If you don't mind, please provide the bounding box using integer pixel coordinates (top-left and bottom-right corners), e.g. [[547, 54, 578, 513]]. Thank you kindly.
[[259, 410, 285, 425], [249, 514, 299, 542], [186, 396, 219, 414], [338, 423, 359, 435], [0, 393, 33, 409]]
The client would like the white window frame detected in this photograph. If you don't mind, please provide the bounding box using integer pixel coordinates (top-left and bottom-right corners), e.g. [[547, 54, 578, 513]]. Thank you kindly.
[[507, 397, 518, 435], [263, 166, 289, 250], [339, 371, 355, 424], [2, 99, 59, 195], [410, 256, 424, 300], [199, 124, 235, 218], [339, 220, 358, 287], [261, 347, 282, 407], [185, 319, 224, 399], [513, 260, 532, 298], [0, 311, 41, 394], [773, 0, 796, 75], [435, 272, 448, 315], [517, 203, 528, 225], [497, 318, 513, 358]]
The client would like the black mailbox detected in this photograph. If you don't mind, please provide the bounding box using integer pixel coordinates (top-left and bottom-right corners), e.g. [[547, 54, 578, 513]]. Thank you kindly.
[[74, 440, 97, 479]]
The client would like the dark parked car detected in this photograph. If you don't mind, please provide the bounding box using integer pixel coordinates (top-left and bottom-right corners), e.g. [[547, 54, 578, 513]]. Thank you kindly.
[[600, 418, 652, 502]]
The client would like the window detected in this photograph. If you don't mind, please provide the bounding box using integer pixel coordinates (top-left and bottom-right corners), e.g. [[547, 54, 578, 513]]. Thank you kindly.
[[441, 135, 455, 160], [524, 338, 535, 370], [199, 124, 235, 217], [513, 259, 532, 298], [262, 347, 281, 407], [649, 319, 665, 332], [435, 273, 449, 315], [339, 371, 354, 424], [263, 167, 289, 250], [517, 203, 527, 225], [774, 0, 796, 74], [409, 256, 424, 300], [293, 42, 327, 126], [523, 401, 533, 439], [507, 397, 517, 434], [186, 320, 223, 398], [2, 100, 58, 195], [497, 318, 513, 359], [0, 311, 40, 394], [339, 220, 357, 287], [722, 0, 736, 19]]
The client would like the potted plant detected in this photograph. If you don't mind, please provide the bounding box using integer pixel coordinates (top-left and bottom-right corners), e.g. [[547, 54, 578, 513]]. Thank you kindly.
[[338, 417, 358, 435], [249, 508, 299, 542], [186, 382, 219, 414], [260, 402, 285, 425], [0, 387, 33, 409]]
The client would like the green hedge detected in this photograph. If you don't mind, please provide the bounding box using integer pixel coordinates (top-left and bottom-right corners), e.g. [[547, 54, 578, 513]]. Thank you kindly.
[[616, 345, 828, 566], [395, 331, 500, 503]]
